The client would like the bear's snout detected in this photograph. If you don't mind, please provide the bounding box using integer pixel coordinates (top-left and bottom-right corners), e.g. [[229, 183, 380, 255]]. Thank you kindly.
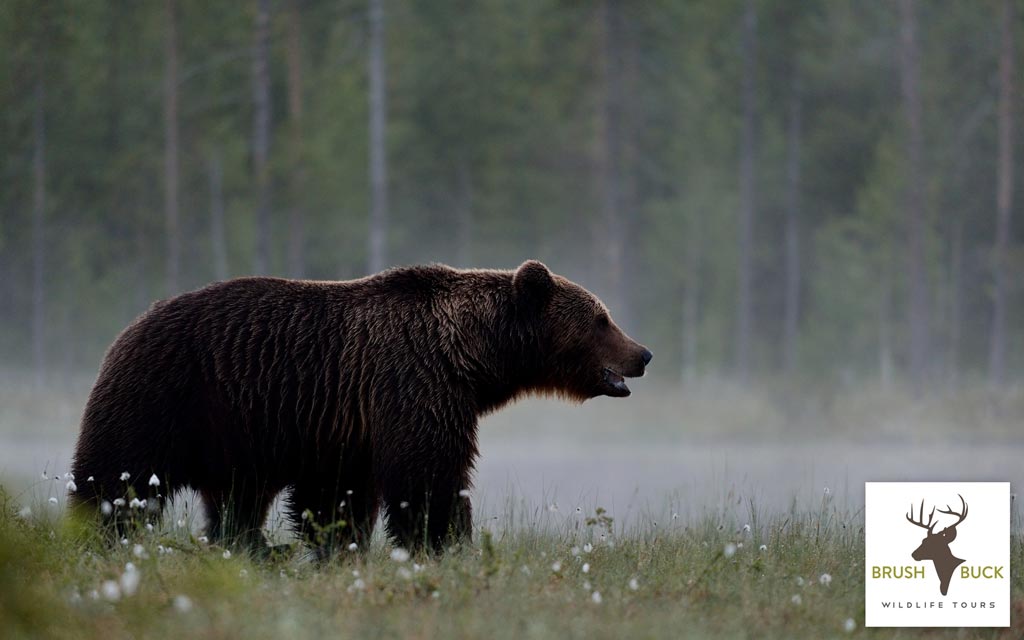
[[640, 348, 653, 367]]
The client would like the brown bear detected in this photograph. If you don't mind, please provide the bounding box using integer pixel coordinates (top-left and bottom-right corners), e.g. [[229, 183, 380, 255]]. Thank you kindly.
[[70, 260, 651, 555]]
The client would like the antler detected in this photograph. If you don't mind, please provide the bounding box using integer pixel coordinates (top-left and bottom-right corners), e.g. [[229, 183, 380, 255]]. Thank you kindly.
[[906, 499, 937, 532], [937, 494, 968, 530]]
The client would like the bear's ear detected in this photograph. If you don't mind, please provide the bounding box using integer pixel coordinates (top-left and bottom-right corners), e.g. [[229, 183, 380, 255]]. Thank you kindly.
[[513, 260, 554, 309]]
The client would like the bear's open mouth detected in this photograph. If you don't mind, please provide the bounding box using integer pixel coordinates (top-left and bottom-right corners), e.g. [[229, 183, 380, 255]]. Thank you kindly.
[[602, 367, 631, 397]]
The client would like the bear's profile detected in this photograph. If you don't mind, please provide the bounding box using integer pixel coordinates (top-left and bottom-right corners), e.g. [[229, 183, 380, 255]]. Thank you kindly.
[[70, 260, 652, 554]]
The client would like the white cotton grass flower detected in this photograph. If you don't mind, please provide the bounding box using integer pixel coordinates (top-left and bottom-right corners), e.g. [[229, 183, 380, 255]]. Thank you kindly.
[[87, 476, 94, 482], [583, 543, 593, 554], [795, 576, 805, 587], [399, 501, 409, 509], [222, 550, 232, 559], [591, 591, 602, 604], [101, 580, 121, 601], [348, 543, 358, 551], [723, 543, 737, 558], [759, 544, 768, 552], [672, 512, 679, 520], [41, 470, 48, 480], [791, 594, 802, 605], [173, 594, 193, 613], [120, 537, 129, 546], [582, 580, 591, 590], [742, 523, 751, 533], [547, 503, 558, 512], [431, 590, 440, 599], [628, 577, 639, 591], [175, 519, 186, 529], [101, 501, 113, 516], [819, 573, 832, 586], [239, 569, 248, 578], [66, 480, 77, 493], [48, 497, 58, 506], [823, 486, 830, 496], [390, 548, 410, 563], [458, 489, 471, 498], [113, 498, 126, 507], [120, 472, 130, 481], [582, 563, 590, 574], [397, 567, 412, 580], [18, 506, 31, 520], [350, 578, 366, 591], [571, 546, 581, 557], [133, 544, 146, 558], [120, 566, 140, 597], [198, 536, 209, 544], [129, 498, 144, 509], [551, 561, 562, 572], [148, 474, 160, 487], [145, 523, 154, 532], [843, 618, 856, 633]]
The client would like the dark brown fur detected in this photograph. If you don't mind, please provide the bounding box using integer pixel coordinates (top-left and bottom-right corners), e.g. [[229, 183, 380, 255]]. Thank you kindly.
[[70, 260, 651, 555]]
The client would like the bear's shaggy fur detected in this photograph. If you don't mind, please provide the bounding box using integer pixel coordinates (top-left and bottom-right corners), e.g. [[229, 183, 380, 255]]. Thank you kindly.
[[70, 260, 651, 554]]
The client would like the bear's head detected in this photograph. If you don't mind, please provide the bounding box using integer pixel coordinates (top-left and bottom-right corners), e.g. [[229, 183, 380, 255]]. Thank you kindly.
[[512, 260, 652, 400]]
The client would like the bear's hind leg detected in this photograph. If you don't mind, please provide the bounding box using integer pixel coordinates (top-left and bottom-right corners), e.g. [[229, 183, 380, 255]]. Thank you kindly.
[[201, 486, 275, 555]]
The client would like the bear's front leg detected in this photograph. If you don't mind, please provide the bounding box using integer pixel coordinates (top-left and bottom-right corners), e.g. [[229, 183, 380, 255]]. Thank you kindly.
[[381, 462, 474, 554]]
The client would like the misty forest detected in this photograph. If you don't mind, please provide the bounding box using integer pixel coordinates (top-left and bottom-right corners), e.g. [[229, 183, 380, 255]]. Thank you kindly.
[[0, 0, 1021, 396]]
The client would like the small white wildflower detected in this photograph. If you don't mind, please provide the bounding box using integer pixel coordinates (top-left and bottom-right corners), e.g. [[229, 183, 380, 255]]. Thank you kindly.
[[120, 537, 129, 546], [352, 570, 360, 577], [301, 510, 310, 521], [157, 545, 166, 555], [64, 471, 74, 480], [352, 578, 366, 590], [397, 567, 412, 580], [575, 507, 582, 514], [548, 503, 558, 512], [175, 518, 185, 528], [819, 573, 832, 586], [148, 474, 159, 487], [348, 543, 358, 551], [823, 486, 830, 496], [86, 476, 94, 482], [582, 580, 591, 590], [120, 567, 140, 596], [101, 580, 121, 601], [413, 563, 424, 573], [390, 548, 410, 563], [17, 506, 31, 519], [583, 543, 593, 554], [145, 523, 154, 532], [133, 544, 146, 558], [41, 470, 48, 479], [239, 569, 248, 578], [198, 536, 209, 544], [222, 550, 232, 559], [742, 523, 751, 533], [458, 489, 471, 498], [68, 588, 82, 604], [88, 589, 99, 601], [125, 562, 135, 572], [129, 498, 143, 509], [628, 578, 639, 591], [759, 544, 768, 552], [582, 562, 590, 574], [723, 543, 737, 558], [120, 472, 130, 481], [66, 480, 77, 492], [399, 501, 409, 509], [431, 590, 440, 599], [48, 497, 58, 505], [338, 501, 346, 510], [101, 501, 113, 516], [520, 565, 531, 575], [346, 489, 353, 495], [551, 561, 562, 572], [591, 591, 602, 604], [791, 594, 802, 605], [113, 498, 126, 507], [571, 546, 581, 557], [173, 594, 193, 613], [843, 618, 856, 633], [796, 576, 805, 587], [737, 542, 744, 549], [672, 512, 679, 520]]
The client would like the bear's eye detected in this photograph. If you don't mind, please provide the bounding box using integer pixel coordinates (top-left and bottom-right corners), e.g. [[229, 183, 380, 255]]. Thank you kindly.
[[596, 314, 610, 329]]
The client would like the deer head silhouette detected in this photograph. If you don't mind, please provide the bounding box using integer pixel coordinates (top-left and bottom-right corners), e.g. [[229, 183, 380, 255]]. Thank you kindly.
[[905, 494, 968, 596]]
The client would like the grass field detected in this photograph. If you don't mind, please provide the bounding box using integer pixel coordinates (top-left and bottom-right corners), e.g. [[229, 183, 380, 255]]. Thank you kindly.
[[2, 486, 1022, 640]]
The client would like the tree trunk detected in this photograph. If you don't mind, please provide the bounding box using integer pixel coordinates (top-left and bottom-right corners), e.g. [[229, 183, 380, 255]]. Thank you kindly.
[[31, 77, 46, 388], [367, 0, 388, 274], [899, 0, 929, 394], [164, 0, 180, 295], [736, 0, 757, 382], [455, 156, 473, 267], [594, 0, 628, 322], [682, 211, 701, 383], [209, 151, 229, 281], [782, 73, 802, 376], [286, 0, 306, 279], [252, 0, 272, 275], [990, 0, 1015, 387]]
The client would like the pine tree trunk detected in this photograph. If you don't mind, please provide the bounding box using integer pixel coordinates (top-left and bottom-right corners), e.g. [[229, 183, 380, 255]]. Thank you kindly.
[[31, 76, 46, 388], [736, 0, 757, 382], [286, 0, 306, 279], [782, 73, 802, 376], [367, 0, 389, 274], [252, 0, 272, 275], [164, 0, 180, 295], [209, 151, 228, 281], [899, 0, 929, 394], [990, 0, 1015, 387]]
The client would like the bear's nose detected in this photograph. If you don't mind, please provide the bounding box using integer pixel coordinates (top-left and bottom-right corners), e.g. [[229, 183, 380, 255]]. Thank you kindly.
[[640, 349, 653, 366]]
